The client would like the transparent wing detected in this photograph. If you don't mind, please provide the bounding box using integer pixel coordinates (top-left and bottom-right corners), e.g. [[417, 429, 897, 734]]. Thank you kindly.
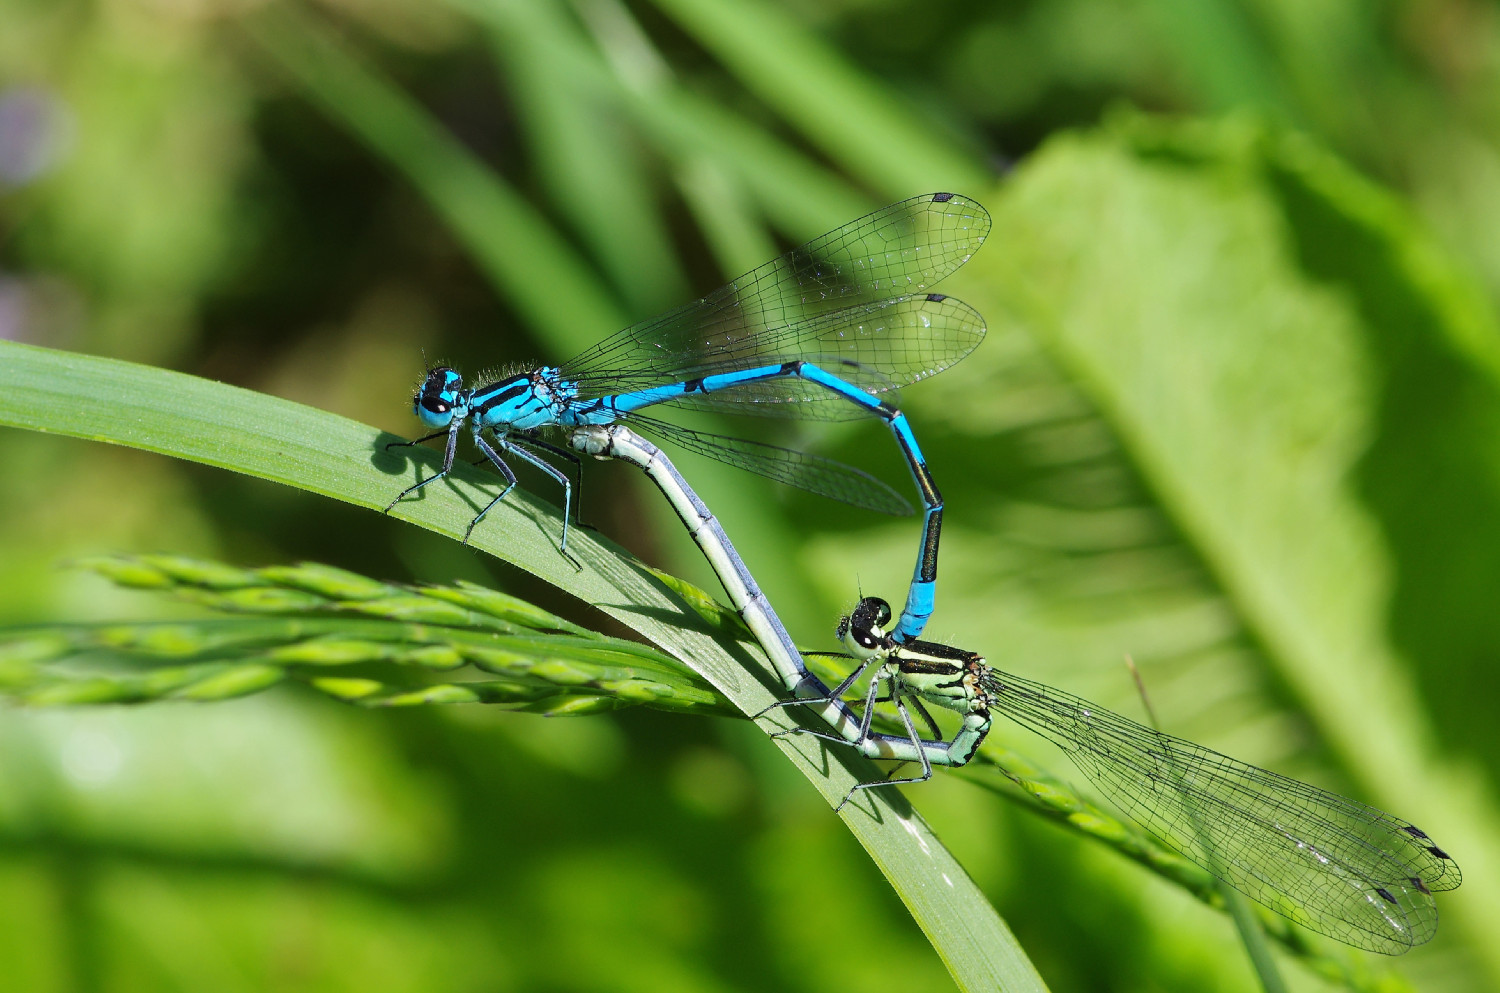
[[985, 670, 1461, 954], [648, 294, 985, 421], [627, 415, 913, 516], [560, 194, 990, 399]]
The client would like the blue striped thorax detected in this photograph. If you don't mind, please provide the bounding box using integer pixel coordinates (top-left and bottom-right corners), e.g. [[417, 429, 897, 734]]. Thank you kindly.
[[470, 367, 578, 432]]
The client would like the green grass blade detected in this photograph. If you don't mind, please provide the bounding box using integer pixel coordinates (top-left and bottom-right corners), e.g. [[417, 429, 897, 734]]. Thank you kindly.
[[0, 339, 1046, 993], [1222, 887, 1288, 993], [645, 0, 988, 196], [457, 0, 872, 236], [497, 23, 690, 314]]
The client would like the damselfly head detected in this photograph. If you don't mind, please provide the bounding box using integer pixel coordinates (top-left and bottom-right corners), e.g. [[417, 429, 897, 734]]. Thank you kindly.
[[856, 597, 893, 630], [414, 366, 466, 428], [838, 596, 894, 659]]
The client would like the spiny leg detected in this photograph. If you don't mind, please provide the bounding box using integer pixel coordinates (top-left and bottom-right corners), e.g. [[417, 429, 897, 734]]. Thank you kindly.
[[385, 428, 448, 453], [512, 433, 596, 533], [838, 683, 935, 811], [385, 423, 462, 513], [465, 435, 520, 543], [857, 693, 939, 741], [489, 435, 581, 571], [755, 652, 878, 722], [876, 694, 943, 742], [772, 658, 889, 752]]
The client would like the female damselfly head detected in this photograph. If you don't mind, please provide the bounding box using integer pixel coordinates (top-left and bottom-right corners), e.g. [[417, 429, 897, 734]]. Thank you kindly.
[[837, 597, 895, 658], [413, 367, 467, 429]]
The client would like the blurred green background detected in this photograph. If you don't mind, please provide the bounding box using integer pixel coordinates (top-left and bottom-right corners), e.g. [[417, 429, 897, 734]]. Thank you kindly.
[[3, 0, 1500, 990]]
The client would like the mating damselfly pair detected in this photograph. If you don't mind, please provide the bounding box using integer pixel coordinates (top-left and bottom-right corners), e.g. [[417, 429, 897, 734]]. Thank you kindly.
[[385, 194, 1461, 955], [388, 193, 986, 643]]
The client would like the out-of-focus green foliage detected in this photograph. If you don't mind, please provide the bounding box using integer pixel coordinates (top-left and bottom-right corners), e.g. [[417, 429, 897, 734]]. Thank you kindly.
[[3, 0, 1500, 990]]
